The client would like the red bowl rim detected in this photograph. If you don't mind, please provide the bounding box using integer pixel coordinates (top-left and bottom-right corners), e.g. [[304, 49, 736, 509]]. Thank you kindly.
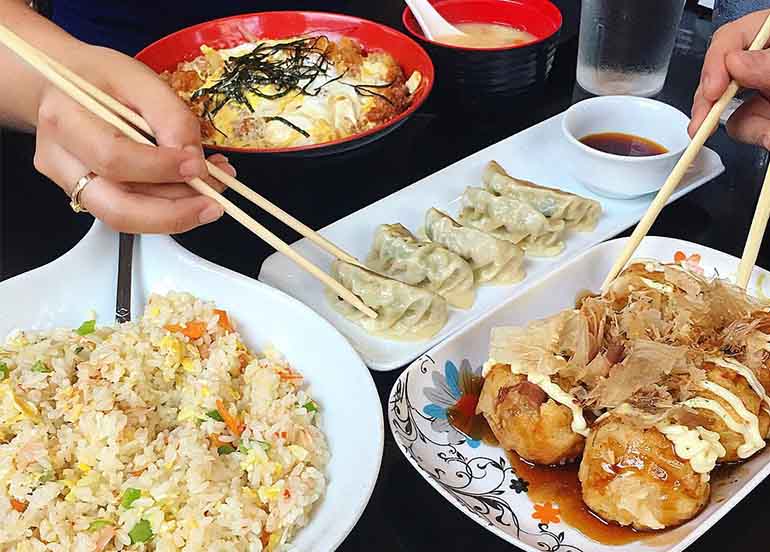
[[401, 0, 563, 53], [135, 11, 435, 155]]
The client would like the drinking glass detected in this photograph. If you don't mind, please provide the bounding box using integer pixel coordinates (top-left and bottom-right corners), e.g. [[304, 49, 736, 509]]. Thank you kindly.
[[576, 0, 687, 97]]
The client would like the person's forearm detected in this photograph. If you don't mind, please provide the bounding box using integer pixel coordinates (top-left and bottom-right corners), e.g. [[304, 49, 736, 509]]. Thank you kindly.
[[0, 0, 85, 131]]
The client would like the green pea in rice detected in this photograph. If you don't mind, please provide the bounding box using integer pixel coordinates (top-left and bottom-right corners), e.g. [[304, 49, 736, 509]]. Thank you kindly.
[[0, 292, 328, 551]]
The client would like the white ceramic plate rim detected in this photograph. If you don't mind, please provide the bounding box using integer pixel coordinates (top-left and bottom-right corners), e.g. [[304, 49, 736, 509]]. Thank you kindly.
[[388, 236, 770, 552], [259, 111, 725, 371], [0, 222, 383, 552]]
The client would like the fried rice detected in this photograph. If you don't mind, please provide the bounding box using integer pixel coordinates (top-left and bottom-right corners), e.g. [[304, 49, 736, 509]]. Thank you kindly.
[[0, 292, 328, 551]]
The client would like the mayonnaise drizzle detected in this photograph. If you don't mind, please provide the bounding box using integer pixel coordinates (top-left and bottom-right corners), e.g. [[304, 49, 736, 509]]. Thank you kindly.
[[657, 424, 726, 474], [684, 381, 765, 458], [526, 373, 589, 437], [483, 358, 589, 437], [640, 259, 666, 273], [708, 356, 770, 410], [639, 277, 674, 294]]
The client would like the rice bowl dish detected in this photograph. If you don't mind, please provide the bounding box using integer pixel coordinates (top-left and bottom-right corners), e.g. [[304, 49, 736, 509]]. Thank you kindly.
[[0, 292, 328, 551]]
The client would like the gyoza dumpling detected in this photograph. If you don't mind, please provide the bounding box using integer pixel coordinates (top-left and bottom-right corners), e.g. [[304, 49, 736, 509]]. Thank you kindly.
[[327, 260, 448, 341], [458, 187, 566, 257], [366, 224, 476, 309], [483, 161, 602, 232], [424, 208, 526, 285]]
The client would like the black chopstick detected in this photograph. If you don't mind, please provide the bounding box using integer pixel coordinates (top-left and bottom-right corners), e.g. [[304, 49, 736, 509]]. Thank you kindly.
[[115, 232, 134, 323]]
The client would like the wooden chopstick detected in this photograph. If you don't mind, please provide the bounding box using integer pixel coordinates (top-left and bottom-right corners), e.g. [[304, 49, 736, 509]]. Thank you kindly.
[[0, 24, 377, 319], [36, 45, 360, 266], [736, 165, 770, 288], [601, 12, 770, 291]]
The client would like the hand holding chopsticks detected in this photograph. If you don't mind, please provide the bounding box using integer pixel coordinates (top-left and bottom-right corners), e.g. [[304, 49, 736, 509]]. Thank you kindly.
[[0, 24, 375, 318], [602, 11, 770, 291]]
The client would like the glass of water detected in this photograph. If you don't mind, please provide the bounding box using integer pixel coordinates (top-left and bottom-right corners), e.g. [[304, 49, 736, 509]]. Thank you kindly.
[[576, 0, 687, 97]]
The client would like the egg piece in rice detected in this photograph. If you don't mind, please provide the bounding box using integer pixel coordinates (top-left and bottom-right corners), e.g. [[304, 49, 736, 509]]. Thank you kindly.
[[0, 292, 328, 551]]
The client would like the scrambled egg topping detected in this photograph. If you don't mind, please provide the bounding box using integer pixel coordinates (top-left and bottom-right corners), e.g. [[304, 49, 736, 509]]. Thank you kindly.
[[167, 37, 421, 149]]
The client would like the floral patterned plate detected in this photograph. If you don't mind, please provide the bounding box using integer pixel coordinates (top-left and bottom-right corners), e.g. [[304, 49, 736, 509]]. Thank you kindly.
[[389, 236, 770, 552]]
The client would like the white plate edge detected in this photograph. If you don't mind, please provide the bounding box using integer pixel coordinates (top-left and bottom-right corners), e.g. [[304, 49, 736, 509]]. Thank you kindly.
[[0, 221, 386, 552], [387, 235, 770, 552], [257, 118, 725, 371]]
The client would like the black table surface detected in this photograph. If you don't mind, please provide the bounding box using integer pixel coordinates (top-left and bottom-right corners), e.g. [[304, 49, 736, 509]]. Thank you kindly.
[[3, 2, 770, 551]]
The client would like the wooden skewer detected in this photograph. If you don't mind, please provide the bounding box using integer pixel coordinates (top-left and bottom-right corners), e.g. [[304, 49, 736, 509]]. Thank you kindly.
[[36, 45, 360, 266], [736, 164, 770, 288], [0, 24, 377, 319], [602, 12, 770, 291]]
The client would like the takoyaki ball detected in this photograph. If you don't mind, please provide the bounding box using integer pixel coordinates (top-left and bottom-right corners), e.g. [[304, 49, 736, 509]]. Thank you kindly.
[[692, 362, 766, 462], [477, 365, 584, 466], [579, 415, 710, 531]]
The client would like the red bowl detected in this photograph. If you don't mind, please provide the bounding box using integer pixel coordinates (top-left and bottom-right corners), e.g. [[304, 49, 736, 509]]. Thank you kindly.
[[136, 11, 434, 156], [402, 0, 561, 105]]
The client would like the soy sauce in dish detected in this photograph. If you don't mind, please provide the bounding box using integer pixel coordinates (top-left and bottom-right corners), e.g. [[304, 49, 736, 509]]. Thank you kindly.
[[579, 132, 668, 157]]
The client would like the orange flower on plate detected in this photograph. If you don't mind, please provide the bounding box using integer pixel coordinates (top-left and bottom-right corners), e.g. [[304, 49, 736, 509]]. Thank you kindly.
[[532, 502, 561, 525], [673, 251, 704, 275]]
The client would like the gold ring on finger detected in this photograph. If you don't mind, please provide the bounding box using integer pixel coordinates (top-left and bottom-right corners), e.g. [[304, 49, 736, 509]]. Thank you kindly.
[[69, 171, 97, 214]]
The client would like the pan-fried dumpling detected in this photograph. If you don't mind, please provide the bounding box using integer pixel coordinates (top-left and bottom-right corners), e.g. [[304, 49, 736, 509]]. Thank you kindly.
[[483, 161, 602, 232], [366, 223, 476, 309], [424, 208, 526, 285], [458, 187, 566, 257], [327, 260, 448, 340]]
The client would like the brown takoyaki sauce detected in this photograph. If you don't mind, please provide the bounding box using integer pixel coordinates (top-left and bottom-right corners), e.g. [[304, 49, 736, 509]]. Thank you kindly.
[[506, 453, 656, 545]]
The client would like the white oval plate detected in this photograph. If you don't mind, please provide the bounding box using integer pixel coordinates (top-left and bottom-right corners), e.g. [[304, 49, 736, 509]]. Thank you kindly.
[[0, 222, 383, 552], [259, 111, 724, 371], [388, 236, 770, 552]]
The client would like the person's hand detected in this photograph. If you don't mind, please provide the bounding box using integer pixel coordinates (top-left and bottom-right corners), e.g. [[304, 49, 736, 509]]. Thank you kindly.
[[690, 9, 770, 149], [33, 43, 236, 234]]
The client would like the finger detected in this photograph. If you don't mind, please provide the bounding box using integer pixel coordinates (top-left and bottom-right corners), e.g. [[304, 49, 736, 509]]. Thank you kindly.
[[37, 87, 206, 183], [126, 181, 205, 199], [100, 47, 205, 153], [33, 138, 224, 234], [689, 85, 711, 137], [699, 10, 770, 101], [100, 187, 225, 234], [725, 94, 770, 149], [205, 153, 237, 180], [126, 156, 235, 198], [725, 49, 770, 94]]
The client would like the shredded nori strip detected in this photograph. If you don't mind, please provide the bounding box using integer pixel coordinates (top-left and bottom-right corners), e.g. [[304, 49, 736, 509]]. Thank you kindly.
[[345, 79, 396, 105], [265, 116, 310, 138], [192, 36, 334, 118], [190, 36, 397, 136]]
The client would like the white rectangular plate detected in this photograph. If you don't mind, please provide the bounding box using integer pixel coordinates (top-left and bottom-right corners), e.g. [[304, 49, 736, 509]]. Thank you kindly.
[[259, 111, 725, 371], [388, 236, 770, 552]]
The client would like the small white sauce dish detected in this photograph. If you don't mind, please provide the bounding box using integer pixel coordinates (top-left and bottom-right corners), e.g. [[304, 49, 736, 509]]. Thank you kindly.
[[561, 95, 690, 199]]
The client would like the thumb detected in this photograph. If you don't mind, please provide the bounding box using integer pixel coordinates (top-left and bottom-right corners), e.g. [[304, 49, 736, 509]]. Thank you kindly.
[[725, 49, 770, 93]]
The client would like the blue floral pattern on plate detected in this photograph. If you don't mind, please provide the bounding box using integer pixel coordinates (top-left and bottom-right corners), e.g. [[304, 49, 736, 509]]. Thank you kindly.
[[422, 359, 482, 448], [390, 354, 583, 552]]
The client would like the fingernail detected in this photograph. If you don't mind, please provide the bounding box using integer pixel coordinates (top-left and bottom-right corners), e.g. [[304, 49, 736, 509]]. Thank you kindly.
[[180, 158, 205, 178], [224, 163, 237, 177], [199, 204, 224, 224], [209, 153, 229, 164]]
